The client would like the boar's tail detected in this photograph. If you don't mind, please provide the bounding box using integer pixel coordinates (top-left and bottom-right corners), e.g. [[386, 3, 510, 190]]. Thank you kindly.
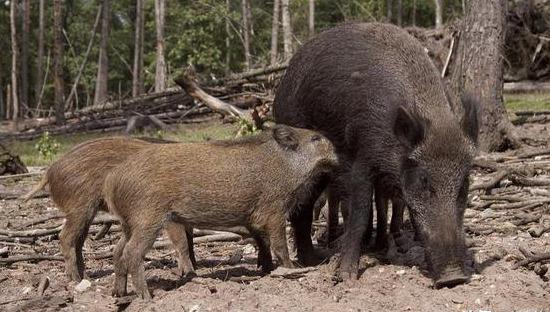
[[20, 174, 49, 202]]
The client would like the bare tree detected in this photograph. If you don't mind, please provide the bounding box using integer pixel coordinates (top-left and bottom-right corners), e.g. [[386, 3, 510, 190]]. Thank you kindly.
[[241, 0, 251, 70], [412, 0, 417, 26], [154, 0, 167, 92], [10, 0, 19, 127], [20, 0, 29, 113], [281, 0, 292, 60], [132, 0, 144, 96], [270, 0, 280, 65], [387, 0, 393, 23], [451, 0, 518, 151], [397, 0, 403, 26], [308, 0, 315, 37], [53, 0, 65, 124], [35, 0, 46, 109], [225, 0, 231, 72], [94, 0, 111, 105], [434, 0, 444, 28]]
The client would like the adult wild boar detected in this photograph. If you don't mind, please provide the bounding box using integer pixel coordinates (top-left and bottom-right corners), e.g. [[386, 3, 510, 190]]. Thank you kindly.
[[273, 23, 478, 288], [22, 137, 195, 282], [104, 125, 338, 299]]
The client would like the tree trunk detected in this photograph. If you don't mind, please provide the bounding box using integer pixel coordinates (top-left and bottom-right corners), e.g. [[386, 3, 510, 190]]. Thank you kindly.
[[281, 0, 292, 60], [53, 0, 65, 125], [225, 0, 231, 73], [451, 0, 518, 152], [412, 0, 416, 26], [270, 0, 280, 65], [94, 0, 111, 105], [308, 0, 315, 37], [20, 0, 29, 113], [154, 0, 167, 92], [35, 0, 46, 110], [387, 0, 393, 23], [241, 0, 251, 70], [10, 0, 19, 128], [434, 0, 444, 28], [396, 0, 403, 26], [132, 0, 144, 96]]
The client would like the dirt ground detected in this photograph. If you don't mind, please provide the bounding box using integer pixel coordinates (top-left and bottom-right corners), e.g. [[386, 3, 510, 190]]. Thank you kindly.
[[1, 121, 549, 312]]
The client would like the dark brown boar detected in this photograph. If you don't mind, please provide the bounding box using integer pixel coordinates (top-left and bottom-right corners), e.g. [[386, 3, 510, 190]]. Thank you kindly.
[[104, 125, 338, 299], [22, 136, 195, 282], [274, 23, 479, 288]]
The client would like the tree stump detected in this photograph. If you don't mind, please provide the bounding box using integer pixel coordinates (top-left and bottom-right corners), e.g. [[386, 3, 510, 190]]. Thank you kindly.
[[0, 144, 28, 175]]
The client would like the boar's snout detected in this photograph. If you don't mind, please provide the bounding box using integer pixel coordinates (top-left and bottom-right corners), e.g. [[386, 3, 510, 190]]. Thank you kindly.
[[434, 266, 469, 289], [421, 224, 469, 288]]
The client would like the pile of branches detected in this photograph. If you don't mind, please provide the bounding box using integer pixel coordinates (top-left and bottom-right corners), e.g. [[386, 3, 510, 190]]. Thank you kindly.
[[2, 64, 287, 141], [467, 145, 550, 277], [505, 0, 550, 82]]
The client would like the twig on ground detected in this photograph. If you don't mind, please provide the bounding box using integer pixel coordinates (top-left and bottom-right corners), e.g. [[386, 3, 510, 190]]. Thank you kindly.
[[470, 170, 509, 191]]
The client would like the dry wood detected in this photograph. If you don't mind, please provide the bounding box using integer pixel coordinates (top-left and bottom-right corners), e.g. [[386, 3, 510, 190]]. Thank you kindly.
[[509, 174, 550, 187], [0, 172, 41, 181], [0, 236, 36, 244], [513, 251, 550, 269], [16, 214, 63, 229], [491, 198, 550, 210], [269, 266, 316, 278], [515, 110, 550, 116], [504, 81, 550, 92], [0, 225, 63, 238], [175, 66, 252, 122], [470, 170, 509, 191], [0, 254, 64, 264], [37, 276, 50, 296]]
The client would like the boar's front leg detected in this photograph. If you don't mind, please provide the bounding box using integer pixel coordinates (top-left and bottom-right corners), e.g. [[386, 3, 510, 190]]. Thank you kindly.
[[288, 179, 328, 266], [267, 213, 293, 268], [338, 163, 372, 280], [248, 230, 274, 273]]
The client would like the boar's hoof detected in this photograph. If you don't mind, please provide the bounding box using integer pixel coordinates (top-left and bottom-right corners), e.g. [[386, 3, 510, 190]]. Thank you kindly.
[[434, 268, 469, 289]]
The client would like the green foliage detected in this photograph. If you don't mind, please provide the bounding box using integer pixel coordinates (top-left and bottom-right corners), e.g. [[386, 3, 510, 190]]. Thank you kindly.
[[34, 132, 61, 161], [0, 0, 469, 118], [235, 117, 260, 137], [154, 129, 165, 139]]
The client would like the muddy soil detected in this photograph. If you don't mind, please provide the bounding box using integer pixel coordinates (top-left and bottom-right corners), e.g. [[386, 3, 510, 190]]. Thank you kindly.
[[0, 122, 549, 312]]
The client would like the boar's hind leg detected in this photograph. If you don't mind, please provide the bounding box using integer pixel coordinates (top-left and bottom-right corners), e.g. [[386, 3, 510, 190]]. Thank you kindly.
[[165, 222, 196, 277], [120, 220, 162, 300], [339, 164, 372, 280], [59, 205, 97, 281], [112, 228, 129, 297]]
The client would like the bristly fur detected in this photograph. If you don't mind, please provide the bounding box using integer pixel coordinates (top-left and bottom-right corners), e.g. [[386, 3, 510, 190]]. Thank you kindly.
[[273, 22, 479, 284]]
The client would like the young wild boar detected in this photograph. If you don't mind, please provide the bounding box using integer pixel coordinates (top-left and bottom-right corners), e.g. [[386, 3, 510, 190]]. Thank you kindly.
[[22, 137, 195, 282], [104, 125, 338, 299], [274, 23, 479, 288]]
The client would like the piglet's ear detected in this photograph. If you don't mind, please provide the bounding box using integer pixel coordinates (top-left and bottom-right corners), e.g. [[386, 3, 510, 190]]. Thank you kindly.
[[394, 106, 427, 149], [273, 125, 299, 150], [460, 93, 479, 145]]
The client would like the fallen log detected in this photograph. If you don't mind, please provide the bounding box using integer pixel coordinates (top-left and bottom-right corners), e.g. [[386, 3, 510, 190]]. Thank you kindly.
[[504, 81, 550, 92], [175, 66, 253, 123]]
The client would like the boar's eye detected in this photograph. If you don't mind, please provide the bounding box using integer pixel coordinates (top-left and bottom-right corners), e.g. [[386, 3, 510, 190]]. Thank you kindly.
[[311, 134, 322, 142], [404, 167, 430, 192]]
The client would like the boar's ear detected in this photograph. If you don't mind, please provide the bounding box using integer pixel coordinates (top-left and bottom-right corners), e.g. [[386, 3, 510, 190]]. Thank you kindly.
[[460, 93, 479, 145], [273, 125, 299, 150], [394, 106, 426, 149]]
